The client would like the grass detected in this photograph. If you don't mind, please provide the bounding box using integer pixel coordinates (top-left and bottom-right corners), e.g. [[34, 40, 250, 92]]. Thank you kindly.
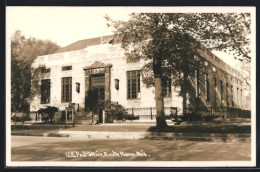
[[11, 124, 72, 136], [148, 125, 250, 133], [11, 129, 60, 136], [12, 139, 251, 161]]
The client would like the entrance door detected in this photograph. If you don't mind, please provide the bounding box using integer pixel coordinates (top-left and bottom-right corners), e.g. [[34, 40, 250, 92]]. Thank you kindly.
[[98, 108, 103, 123], [90, 74, 105, 101]]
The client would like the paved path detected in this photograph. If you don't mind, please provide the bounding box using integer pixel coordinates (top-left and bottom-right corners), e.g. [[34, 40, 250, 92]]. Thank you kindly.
[[57, 130, 251, 142]]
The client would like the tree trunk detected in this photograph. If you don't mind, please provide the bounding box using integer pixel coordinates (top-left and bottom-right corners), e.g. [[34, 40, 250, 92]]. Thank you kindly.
[[153, 57, 168, 128], [154, 77, 168, 128]]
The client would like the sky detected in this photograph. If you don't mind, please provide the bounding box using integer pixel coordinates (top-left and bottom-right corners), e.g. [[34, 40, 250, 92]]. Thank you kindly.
[[7, 6, 252, 68], [6, 7, 131, 47]]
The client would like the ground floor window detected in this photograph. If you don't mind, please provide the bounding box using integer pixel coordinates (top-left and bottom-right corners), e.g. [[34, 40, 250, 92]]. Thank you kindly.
[[231, 85, 234, 107], [62, 77, 72, 102], [237, 87, 240, 107], [195, 69, 200, 98], [41, 79, 50, 104], [163, 78, 172, 98], [213, 77, 217, 105], [220, 80, 223, 104], [204, 74, 209, 101], [226, 83, 229, 106], [127, 70, 140, 99]]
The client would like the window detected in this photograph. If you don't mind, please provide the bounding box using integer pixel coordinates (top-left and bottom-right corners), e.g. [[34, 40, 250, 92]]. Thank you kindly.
[[127, 71, 140, 99], [41, 79, 50, 104], [226, 83, 229, 106], [62, 65, 72, 71], [195, 69, 200, 97], [237, 87, 239, 107], [126, 56, 140, 63], [40, 67, 50, 73], [204, 74, 209, 101], [163, 79, 172, 98], [240, 89, 243, 107], [220, 80, 223, 104], [213, 77, 217, 104], [231, 85, 234, 107], [62, 77, 72, 102]]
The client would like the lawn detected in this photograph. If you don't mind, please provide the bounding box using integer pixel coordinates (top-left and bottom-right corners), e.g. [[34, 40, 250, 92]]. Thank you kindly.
[[11, 138, 251, 161]]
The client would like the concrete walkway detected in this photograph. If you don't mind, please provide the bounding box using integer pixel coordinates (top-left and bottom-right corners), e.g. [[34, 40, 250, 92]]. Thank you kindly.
[[57, 130, 251, 142]]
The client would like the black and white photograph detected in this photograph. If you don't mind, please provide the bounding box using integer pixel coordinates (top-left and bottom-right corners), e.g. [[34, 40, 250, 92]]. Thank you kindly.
[[6, 6, 256, 167]]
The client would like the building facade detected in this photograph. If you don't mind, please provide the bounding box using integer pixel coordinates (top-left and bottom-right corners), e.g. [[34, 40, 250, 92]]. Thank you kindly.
[[30, 35, 245, 121]]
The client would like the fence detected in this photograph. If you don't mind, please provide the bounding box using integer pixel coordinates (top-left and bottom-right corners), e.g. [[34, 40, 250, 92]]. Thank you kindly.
[[195, 106, 251, 119], [125, 107, 177, 120]]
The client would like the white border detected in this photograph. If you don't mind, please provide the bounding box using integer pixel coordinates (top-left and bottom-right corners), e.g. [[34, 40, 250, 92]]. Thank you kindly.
[[6, 6, 256, 167]]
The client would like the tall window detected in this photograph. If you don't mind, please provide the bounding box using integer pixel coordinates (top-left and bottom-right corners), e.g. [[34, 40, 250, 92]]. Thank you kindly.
[[213, 77, 217, 105], [41, 79, 50, 104], [62, 77, 72, 102], [231, 85, 234, 107], [195, 69, 200, 98], [204, 74, 209, 101], [163, 79, 172, 98], [220, 80, 223, 104], [226, 83, 229, 106], [127, 71, 140, 99], [237, 87, 240, 107], [240, 89, 243, 107]]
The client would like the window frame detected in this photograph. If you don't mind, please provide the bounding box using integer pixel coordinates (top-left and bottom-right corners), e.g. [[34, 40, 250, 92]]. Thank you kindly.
[[127, 70, 141, 99], [40, 79, 51, 104], [62, 65, 72, 71], [226, 83, 229, 106], [204, 73, 209, 101], [195, 69, 200, 98], [231, 85, 234, 107], [163, 78, 172, 98], [220, 80, 224, 105], [61, 77, 72, 103]]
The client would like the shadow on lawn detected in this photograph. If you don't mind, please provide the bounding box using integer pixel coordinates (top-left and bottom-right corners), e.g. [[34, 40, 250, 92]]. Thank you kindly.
[[144, 125, 251, 142], [147, 125, 251, 133]]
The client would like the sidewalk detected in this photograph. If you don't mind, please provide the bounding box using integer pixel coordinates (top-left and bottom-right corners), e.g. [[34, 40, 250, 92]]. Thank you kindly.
[[57, 130, 251, 142]]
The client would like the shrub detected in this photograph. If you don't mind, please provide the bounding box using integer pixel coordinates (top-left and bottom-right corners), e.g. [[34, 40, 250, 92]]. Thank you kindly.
[[204, 115, 215, 121], [182, 112, 203, 121], [110, 104, 128, 120], [12, 115, 31, 122], [38, 106, 59, 122]]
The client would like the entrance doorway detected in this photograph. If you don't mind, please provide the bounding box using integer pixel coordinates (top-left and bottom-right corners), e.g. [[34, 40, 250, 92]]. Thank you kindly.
[[98, 108, 103, 123], [90, 74, 105, 101], [90, 74, 105, 123]]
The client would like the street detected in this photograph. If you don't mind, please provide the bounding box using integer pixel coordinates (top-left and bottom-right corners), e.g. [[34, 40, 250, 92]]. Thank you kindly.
[[11, 136, 251, 161]]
